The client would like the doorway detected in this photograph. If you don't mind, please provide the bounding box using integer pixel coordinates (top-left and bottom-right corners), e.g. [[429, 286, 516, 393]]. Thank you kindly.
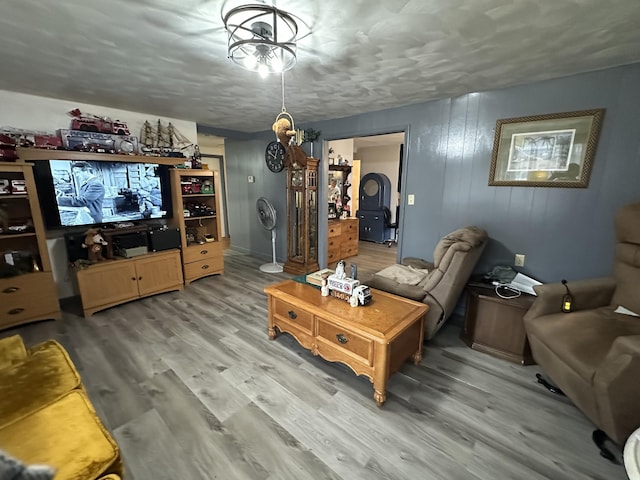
[[325, 131, 405, 270]]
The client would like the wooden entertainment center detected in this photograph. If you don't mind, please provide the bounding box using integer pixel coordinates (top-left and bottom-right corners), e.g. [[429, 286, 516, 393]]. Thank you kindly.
[[0, 161, 61, 328], [2, 148, 225, 321]]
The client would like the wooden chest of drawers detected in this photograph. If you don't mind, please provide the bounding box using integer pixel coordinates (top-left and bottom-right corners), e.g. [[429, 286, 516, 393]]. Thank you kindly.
[[182, 242, 224, 284], [265, 279, 427, 406], [328, 218, 359, 263], [0, 272, 60, 329]]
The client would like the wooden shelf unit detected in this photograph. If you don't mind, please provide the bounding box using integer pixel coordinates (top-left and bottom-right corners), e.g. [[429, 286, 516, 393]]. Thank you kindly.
[[16, 147, 179, 165], [170, 169, 224, 284], [76, 249, 183, 316], [14, 148, 189, 318], [0, 162, 61, 329]]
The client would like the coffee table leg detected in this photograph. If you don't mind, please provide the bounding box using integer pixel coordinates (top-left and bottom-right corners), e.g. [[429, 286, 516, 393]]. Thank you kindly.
[[412, 349, 422, 364]]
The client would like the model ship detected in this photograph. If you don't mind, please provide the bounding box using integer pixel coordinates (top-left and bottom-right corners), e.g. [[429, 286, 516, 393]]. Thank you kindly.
[[140, 120, 194, 158]]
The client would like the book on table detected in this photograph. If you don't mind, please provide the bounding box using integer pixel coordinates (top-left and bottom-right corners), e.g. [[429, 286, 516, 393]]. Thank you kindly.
[[305, 269, 335, 286]]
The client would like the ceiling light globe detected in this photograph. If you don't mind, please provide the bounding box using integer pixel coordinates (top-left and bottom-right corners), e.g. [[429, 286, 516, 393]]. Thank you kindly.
[[271, 57, 283, 73], [244, 55, 258, 69], [258, 63, 269, 78]]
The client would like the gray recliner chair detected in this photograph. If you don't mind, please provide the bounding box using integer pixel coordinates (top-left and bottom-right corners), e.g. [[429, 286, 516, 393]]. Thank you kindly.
[[524, 202, 640, 453], [368, 226, 488, 340]]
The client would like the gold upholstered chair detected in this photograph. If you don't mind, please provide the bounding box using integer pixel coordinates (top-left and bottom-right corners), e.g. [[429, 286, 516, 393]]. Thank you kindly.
[[0, 335, 123, 479]]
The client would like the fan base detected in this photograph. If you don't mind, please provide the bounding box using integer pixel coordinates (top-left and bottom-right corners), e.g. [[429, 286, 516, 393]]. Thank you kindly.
[[260, 262, 283, 273]]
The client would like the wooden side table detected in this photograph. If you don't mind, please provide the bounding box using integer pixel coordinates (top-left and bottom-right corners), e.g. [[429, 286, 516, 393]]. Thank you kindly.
[[461, 285, 536, 365]]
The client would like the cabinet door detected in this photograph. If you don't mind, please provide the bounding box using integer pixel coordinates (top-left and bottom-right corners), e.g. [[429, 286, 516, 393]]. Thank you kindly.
[[135, 251, 183, 297], [358, 212, 384, 242], [77, 262, 139, 310]]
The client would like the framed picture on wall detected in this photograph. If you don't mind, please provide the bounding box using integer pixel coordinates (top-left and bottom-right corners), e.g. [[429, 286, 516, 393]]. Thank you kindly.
[[488, 109, 605, 188]]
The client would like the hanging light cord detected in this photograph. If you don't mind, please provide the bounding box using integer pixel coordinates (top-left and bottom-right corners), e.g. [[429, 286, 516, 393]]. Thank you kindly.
[[281, 72, 286, 113]]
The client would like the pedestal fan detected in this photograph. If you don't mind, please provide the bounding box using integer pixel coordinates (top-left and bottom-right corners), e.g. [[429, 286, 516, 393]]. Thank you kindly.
[[256, 197, 283, 273]]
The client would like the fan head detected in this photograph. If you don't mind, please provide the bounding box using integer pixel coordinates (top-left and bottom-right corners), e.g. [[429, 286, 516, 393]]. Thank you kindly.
[[256, 197, 277, 231]]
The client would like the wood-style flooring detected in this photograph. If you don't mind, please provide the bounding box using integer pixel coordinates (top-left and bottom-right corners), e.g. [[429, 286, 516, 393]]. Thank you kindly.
[[3, 241, 626, 480]]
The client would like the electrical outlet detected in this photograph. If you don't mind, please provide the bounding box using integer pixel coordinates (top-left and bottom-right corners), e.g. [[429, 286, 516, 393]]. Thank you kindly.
[[247, 175, 255, 183], [515, 254, 525, 267], [407, 194, 415, 205]]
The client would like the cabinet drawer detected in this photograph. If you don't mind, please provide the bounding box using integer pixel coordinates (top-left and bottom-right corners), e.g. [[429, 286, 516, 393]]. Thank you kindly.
[[328, 223, 341, 238], [184, 256, 224, 279], [316, 319, 373, 365], [341, 232, 358, 243], [342, 220, 358, 234], [327, 246, 340, 263], [0, 272, 59, 323], [183, 244, 220, 263], [273, 299, 313, 331], [341, 243, 358, 258]]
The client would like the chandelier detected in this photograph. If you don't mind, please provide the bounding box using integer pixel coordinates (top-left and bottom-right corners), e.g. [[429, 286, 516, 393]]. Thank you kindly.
[[223, 4, 299, 78]]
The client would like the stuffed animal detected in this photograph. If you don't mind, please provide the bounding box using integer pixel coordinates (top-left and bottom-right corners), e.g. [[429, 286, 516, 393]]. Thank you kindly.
[[272, 117, 308, 168], [82, 228, 108, 262]]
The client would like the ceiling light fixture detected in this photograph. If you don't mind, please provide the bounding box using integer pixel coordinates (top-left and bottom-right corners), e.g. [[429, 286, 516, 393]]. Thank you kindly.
[[223, 4, 299, 77]]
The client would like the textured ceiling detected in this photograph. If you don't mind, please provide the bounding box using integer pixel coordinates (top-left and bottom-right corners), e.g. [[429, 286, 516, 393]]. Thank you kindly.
[[1, 0, 639, 133]]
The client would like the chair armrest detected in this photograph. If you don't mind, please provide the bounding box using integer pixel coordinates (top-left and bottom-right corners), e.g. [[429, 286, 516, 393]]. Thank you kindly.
[[368, 275, 427, 302], [524, 277, 616, 321], [401, 257, 434, 270]]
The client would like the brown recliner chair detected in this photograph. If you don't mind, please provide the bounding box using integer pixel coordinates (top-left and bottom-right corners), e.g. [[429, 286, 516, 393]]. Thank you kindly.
[[368, 226, 488, 339], [523, 202, 640, 453]]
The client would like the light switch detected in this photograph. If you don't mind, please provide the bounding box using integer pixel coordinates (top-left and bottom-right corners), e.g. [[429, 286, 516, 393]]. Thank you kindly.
[[407, 194, 415, 205]]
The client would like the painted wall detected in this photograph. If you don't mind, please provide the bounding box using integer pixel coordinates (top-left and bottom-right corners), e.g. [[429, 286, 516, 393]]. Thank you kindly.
[[0, 90, 198, 298], [223, 63, 640, 283], [327, 139, 354, 166]]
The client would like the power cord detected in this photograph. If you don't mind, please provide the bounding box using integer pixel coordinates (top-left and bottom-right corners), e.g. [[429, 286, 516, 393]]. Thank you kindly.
[[494, 282, 521, 299]]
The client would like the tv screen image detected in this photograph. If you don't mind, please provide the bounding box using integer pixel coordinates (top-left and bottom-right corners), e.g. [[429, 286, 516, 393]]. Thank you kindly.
[[34, 159, 172, 229]]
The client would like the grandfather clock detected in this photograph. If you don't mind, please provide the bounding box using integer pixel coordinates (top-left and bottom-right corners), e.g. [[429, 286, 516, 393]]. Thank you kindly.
[[284, 158, 319, 275]]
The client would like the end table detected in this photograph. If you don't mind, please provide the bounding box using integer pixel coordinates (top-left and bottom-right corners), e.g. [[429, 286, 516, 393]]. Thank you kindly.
[[461, 284, 536, 365]]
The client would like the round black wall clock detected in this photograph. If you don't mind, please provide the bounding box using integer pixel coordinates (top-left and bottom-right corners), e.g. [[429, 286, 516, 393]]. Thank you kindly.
[[265, 141, 286, 172]]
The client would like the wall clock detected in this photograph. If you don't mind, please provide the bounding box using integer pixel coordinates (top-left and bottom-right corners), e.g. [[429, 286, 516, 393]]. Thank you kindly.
[[265, 141, 286, 173]]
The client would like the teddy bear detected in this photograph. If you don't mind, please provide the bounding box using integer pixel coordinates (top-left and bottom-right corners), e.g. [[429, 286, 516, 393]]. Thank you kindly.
[[272, 117, 308, 168], [82, 228, 108, 262]]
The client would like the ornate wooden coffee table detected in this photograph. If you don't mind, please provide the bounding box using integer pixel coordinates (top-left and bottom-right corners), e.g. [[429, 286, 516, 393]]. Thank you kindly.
[[265, 280, 428, 406]]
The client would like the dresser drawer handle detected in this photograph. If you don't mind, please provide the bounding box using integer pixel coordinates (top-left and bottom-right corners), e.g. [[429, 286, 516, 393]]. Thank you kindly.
[[200, 250, 208, 255], [336, 333, 348, 344], [202, 264, 209, 270], [3, 287, 19, 294], [8, 308, 24, 315], [288, 310, 297, 320]]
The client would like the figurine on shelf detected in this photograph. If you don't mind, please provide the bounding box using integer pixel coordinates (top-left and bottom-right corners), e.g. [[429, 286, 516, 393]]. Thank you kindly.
[[192, 145, 202, 169], [335, 260, 347, 279], [321, 273, 330, 297]]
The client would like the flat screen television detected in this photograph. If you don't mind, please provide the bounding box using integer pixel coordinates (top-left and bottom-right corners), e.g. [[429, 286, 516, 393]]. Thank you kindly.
[[33, 159, 173, 230]]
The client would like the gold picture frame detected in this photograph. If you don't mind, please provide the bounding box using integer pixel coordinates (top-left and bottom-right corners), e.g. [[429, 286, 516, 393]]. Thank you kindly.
[[488, 109, 605, 187]]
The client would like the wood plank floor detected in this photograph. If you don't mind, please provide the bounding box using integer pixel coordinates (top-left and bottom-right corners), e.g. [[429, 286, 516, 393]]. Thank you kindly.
[[2, 242, 627, 480]]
